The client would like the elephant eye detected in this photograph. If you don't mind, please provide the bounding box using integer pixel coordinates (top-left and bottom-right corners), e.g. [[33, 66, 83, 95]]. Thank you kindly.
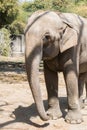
[[45, 35, 51, 41], [43, 32, 52, 43]]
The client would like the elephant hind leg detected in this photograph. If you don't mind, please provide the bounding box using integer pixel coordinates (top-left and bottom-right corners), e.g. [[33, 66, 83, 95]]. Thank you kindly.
[[78, 77, 85, 108], [79, 73, 87, 106], [44, 62, 62, 120], [83, 83, 87, 105]]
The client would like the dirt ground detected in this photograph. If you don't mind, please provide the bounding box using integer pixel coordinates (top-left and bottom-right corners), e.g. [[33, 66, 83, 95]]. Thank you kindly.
[[0, 56, 87, 130]]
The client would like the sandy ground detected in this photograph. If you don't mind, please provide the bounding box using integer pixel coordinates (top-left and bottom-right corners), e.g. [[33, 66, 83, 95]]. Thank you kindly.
[[0, 56, 87, 130]]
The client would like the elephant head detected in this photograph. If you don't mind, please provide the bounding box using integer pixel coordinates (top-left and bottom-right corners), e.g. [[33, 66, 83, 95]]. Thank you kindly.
[[25, 11, 78, 121]]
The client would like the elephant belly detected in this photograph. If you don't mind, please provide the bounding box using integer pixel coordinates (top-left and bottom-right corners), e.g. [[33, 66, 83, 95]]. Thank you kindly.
[[79, 72, 87, 82], [80, 63, 87, 74], [79, 51, 87, 73]]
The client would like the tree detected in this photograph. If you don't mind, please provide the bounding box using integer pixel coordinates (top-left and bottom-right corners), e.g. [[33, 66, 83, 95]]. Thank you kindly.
[[0, 0, 19, 28], [9, 20, 25, 35], [0, 28, 11, 56], [22, 0, 69, 13]]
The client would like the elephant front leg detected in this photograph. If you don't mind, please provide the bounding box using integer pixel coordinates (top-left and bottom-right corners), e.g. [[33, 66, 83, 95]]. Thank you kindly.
[[84, 83, 87, 105], [63, 64, 83, 124], [44, 62, 62, 120]]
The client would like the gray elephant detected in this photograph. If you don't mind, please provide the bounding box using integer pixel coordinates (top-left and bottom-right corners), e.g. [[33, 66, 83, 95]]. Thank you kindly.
[[25, 10, 87, 124], [79, 73, 87, 106]]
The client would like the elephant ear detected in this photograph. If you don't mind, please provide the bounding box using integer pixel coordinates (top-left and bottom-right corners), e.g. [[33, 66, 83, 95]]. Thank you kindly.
[[59, 21, 78, 53]]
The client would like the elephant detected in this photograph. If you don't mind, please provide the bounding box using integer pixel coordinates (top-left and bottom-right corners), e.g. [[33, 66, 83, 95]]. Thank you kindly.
[[79, 73, 87, 106], [25, 10, 87, 124]]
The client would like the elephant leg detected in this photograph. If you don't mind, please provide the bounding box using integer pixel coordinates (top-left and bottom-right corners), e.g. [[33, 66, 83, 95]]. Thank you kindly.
[[44, 62, 62, 120], [78, 78, 85, 108], [63, 63, 83, 124], [84, 83, 87, 105]]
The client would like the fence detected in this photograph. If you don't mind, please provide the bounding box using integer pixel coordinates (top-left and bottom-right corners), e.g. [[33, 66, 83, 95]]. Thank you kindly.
[[10, 34, 25, 57]]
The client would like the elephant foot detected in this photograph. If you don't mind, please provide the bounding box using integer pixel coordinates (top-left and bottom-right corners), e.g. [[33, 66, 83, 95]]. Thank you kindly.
[[46, 106, 62, 120], [65, 110, 83, 124]]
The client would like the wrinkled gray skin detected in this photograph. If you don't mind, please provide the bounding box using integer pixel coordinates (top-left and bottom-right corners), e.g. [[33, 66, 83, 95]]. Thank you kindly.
[[25, 11, 87, 124], [79, 73, 87, 107]]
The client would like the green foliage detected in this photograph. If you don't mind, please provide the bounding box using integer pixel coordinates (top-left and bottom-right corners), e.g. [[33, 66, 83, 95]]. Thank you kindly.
[[72, 0, 87, 4], [9, 20, 25, 35], [22, 0, 87, 17], [22, 0, 69, 12], [0, 28, 11, 56], [17, 7, 29, 23], [18, 0, 87, 35], [1, 0, 87, 35], [50, 0, 69, 11], [66, 0, 87, 17], [9, 2, 28, 35], [0, 0, 19, 28]]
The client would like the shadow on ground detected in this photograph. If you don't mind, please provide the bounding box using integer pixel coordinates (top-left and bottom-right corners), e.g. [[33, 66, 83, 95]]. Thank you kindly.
[[0, 97, 67, 128]]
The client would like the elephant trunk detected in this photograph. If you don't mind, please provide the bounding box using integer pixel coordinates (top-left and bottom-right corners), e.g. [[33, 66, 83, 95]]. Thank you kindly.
[[25, 41, 49, 121]]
